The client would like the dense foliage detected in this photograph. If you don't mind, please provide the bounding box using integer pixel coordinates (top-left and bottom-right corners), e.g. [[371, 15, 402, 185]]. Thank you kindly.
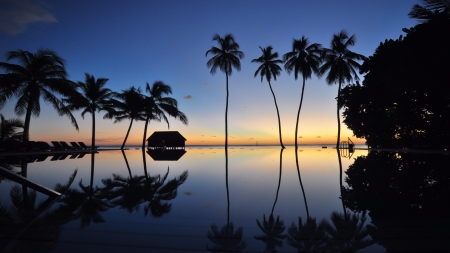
[[340, 11, 450, 147]]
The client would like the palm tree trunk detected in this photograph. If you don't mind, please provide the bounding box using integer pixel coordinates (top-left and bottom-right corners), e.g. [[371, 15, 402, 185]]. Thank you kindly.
[[91, 111, 96, 150], [142, 116, 149, 150], [122, 149, 132, 178], [295, 148, 310, 219], [295, 77, 307, 150], [225, 73, 229, 150], [271, 148, 284, 215], [225, 148, 230, 225], [336, 79, 342, 149], [336, 148, 347, 218], [122, 118, 134, 150], [22, 101, 33, 142], [90, 152, 95, 190], [268, 81, 285, 149]]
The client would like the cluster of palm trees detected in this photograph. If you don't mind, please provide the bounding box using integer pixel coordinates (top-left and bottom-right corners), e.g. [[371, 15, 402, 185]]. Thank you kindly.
[[0, 49, 188, 149], [206, 30, 366, 149]]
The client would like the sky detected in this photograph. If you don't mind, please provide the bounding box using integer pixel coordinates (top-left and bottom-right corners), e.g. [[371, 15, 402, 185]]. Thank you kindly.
[[0, 0, 419, 146]]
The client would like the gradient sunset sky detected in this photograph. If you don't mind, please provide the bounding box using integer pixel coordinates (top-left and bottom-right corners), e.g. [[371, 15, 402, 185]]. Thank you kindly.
[[0, 0, 418, 146]]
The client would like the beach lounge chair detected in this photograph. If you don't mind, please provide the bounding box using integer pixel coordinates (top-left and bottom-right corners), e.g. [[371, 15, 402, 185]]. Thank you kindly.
[[60, 141, 77, 150], [70, 142, 83, 149], [35, 141, 56, 152], [77, 153, 86, 159], [58, 154, 69, 160], [50, 155, 61, 161], [78, 142, 98, 150], [69, 154, 79, 159], [51, 141, 65, 151]]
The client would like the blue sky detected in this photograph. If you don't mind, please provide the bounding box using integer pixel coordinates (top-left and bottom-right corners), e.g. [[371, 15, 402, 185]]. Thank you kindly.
[[0, 0, 418, 145]]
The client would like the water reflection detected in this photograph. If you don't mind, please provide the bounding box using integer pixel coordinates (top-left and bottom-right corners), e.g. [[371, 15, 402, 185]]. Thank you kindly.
[[207, 147, 246, 252], [254, 149, 287, 252], [343, 151, 450, 252]]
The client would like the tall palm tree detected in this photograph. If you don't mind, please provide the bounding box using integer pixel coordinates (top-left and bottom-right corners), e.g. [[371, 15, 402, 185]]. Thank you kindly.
[[65, 73, 115, 149], [283, 37, 322, 150], [109, 86, 145, 149], [0, 49, 79, 142], [206, 34, 244, 150], [141, 81, 188, 150], [318, 31, 366, 149], [252, 46, 285, 149], [0, 113, 24, 141]]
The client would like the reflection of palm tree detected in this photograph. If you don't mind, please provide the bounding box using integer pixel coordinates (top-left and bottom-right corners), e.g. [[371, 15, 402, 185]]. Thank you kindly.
[[0, 114, 23, 141], [207, 148, 246, 252], [283, 37, 322, 150], [255, 149, 287, 252], [0, 49, 79, 141], [287, 216, 328, 252], [252, 46, 285, 149], [318, 31, 365, 149], [65, 73, 115, 149], [206, 34, 244, 150], [142, 167, 188, 217], [320, 210, 373, 252], [110, 87, 146, 149]]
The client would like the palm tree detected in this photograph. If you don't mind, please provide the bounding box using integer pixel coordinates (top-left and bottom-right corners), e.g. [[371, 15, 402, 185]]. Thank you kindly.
[[65, 73, 115, 149], [206, 34, 244, 150], [409, 0, 450, 20], [109, 86, 145, 149], [141, 81, 188, 150], [283, 37, 322, 150], [0, 49, 79, 142], [0, 113, 24, 141], [252, 46, 285, 149], [318, 31, 366, 149]]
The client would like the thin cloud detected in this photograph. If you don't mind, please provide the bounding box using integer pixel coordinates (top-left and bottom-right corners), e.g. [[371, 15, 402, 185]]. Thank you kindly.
[[316, 136, 321, 138], [203, 83, 213, 87], [0, 0, 57, 35], [184, 95, 193, 100], [298, 136, 303, 138]]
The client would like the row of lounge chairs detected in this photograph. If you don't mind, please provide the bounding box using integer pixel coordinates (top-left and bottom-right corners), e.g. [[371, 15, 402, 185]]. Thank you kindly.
[[0, 140, 98, 153]]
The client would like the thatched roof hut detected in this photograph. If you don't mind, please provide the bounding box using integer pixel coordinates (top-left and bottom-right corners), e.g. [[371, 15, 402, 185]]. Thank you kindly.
[[147, 131, 186, 150]]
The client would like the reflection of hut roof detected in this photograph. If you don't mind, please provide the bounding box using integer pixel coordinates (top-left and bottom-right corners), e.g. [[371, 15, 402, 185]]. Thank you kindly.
[[146, 131, 186, 142], [146, 150, 186, 161]]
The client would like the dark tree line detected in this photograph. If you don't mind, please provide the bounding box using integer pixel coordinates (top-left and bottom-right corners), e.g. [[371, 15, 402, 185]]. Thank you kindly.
[[340, 8, 450, 148]]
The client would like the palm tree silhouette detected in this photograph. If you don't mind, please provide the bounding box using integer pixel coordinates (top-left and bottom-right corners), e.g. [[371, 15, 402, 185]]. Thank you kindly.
[[252, 46, 285, 149], [65, 73, 115, 149], [109, 86, 146, 149], [283, 37, 322, 151], [254, 149, 287, 252], [0, 113, 23, 141], [206, 34, 244, 151], [318, 31, 366, 149], [409, 0, 450, 21], [141, 81, 188, 150], [0, 49, 79, 142], [287, 216, 328, 252]]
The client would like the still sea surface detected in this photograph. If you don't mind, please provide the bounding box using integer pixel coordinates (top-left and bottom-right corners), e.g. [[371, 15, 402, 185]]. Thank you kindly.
[[1, 145, 448, 252]]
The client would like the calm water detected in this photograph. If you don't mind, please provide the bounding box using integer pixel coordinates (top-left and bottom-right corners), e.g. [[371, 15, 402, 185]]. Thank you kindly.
[[1, 145, 449, 252]]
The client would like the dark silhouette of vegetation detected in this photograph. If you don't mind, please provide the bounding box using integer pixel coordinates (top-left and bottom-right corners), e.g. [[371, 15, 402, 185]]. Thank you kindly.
[[141, 81, 188, 150], [0, 49, 79, 142], [318, 31, 366, 149], [283, 37, 322, 150], [341, 10, 450, 148], [206, 34, 244, 151], [252, 46, 285, 149], [343, 151, 450, 252], [64, 73, 115, 150], [409, 0, 450, 21], [109, 86, 146, 149], [0, 113, 23, 141]]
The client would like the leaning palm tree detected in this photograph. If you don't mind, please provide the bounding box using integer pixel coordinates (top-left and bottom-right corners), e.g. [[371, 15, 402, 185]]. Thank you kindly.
[[283, 36, 322, 150], [206, 34, 244, 150], [252, 46, 285, 149], [0, 114, 24, 141], [109, 86, 145, 149], [65, 73, 115, 149], [141, 81, 188, 150], [0, 49, 79, 142], [318, 31, 366, 149]]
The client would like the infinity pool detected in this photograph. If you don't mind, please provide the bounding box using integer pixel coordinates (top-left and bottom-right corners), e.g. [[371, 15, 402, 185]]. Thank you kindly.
[[1, 146, 448, 252]]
